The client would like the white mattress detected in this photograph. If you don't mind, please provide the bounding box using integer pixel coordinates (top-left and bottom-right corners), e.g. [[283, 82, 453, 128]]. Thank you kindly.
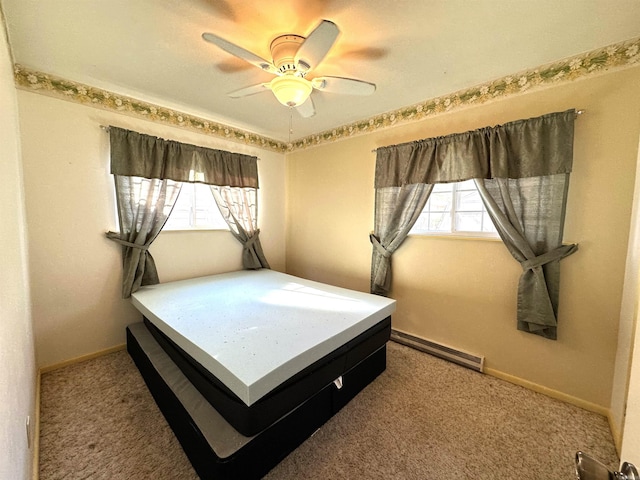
[[130, 269, 395, 406]]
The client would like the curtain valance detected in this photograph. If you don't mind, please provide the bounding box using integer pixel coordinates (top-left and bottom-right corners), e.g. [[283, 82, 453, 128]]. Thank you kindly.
[[375, 109, 575, 188], [109, 127, 258, 188]]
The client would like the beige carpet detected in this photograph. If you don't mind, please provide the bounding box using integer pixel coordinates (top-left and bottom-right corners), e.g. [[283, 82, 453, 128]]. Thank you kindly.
[[39, 341, 618, 479]]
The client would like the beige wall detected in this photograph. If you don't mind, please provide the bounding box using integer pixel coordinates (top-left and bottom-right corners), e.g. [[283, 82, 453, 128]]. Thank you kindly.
[[0, 12, 36, 480], [286, 66, 640, 410], [17, 92, 287, 369]]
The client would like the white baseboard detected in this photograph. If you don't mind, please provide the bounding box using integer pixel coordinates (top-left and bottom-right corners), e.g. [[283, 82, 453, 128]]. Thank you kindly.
[[39, 344, 126, 374], [32, 371, 40, 480], [608, 412, 623, 456], [484, 367, 610, 418]]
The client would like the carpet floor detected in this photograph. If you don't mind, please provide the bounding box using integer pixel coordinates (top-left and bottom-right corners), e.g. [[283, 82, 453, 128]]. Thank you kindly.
[[39, 341, 618, 479]]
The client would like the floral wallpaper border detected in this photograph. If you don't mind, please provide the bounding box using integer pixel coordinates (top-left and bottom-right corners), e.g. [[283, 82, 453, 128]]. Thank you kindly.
[[13, 66, 288, 152], [291, 36, 640, 151], [14, 35, 640, 153]]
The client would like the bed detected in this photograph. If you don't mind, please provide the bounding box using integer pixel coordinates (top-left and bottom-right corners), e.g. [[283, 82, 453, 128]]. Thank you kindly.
[[127, 269, 396, 478]]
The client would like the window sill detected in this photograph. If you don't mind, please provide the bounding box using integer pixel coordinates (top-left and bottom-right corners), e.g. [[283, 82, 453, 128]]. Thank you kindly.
[[161, 228, 230, 233], [408, 233, 502, 242]]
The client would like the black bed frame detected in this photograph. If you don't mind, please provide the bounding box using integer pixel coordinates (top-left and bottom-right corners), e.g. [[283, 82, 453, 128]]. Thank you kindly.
[[127, 322, 388, 479]]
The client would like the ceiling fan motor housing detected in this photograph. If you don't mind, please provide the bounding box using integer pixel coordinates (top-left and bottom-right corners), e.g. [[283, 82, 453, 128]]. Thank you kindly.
[[270, 35, 305, 75]]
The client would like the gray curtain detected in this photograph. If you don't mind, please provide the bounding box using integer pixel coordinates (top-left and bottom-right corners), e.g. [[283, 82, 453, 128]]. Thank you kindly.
[[370, 183, 433, 295], [474, 176, 577, 339], [107, 127, 262, 298], [375, 110, 575, 188], [106, 176, 182, 298], [372, 109, 577, 338], [110, 128, 258, 188], [211, 186, 270, 269]]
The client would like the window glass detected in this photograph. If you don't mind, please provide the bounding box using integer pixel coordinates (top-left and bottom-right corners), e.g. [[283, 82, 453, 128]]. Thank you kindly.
[[410, 181, 498, 237], [164, 183, 228, 230]]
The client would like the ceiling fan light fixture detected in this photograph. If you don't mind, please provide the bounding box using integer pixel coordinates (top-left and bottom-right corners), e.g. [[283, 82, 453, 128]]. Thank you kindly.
[[269, 75, 312, 107], [204, 19, 376, 115]]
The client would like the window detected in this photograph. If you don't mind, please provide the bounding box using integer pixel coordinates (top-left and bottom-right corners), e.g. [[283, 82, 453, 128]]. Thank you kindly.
[[164, 183, 228, 230], [410, 180, 497, 237]]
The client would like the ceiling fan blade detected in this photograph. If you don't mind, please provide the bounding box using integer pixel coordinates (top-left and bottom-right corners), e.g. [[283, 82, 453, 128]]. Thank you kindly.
[[294, 20, 339, 73], [228, 83, 271, 98], [311, 76, 376, 95], [295, 96, 316, 118], [202, 32, 278, 75]]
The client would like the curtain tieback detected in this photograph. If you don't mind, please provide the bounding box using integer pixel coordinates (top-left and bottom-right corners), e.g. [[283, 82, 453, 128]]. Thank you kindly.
[[244, 230, 261, 249], [370, 234, 392, 259], [105, 231, 150, 251], [520, 244, 578, 271]]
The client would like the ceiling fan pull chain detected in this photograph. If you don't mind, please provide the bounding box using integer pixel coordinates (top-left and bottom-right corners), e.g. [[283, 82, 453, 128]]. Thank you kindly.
[[289, 107, 293, 144]]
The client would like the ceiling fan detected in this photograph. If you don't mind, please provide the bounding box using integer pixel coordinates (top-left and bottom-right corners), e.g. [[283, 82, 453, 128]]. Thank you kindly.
[[202, 20, 376, 118]]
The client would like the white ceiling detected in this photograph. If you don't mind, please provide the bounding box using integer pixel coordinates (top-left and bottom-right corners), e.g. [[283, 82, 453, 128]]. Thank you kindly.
[[3, 0, 640, 142]]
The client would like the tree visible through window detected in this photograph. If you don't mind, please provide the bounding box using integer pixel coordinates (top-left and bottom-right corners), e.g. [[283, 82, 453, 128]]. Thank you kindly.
[[410, 180, 497, 237]]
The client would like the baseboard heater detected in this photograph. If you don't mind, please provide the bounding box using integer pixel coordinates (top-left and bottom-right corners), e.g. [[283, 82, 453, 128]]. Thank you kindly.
[[390, 330, 485, 373]]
